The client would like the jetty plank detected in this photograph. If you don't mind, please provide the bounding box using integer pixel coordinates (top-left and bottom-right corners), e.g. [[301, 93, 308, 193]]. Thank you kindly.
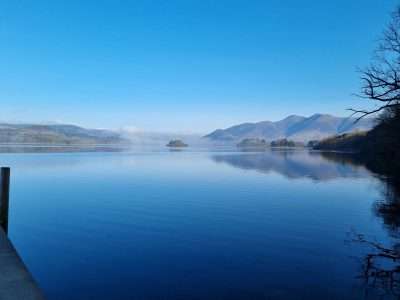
[[0, 229, 45, 300]]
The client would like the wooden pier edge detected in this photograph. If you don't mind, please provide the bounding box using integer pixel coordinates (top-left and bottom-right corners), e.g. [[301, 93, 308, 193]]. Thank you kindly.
[[0, 228, 45, 300], [0, 167, 45, 299]]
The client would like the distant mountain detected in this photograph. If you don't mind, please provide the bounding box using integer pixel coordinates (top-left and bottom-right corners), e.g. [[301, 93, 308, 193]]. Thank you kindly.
[[204, 114, 374, 142], [0, 123, 128, 145]]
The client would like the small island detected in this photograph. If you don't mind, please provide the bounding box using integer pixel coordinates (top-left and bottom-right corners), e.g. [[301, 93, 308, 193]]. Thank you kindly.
[[270, 138, 304, 148], [166, 139, 188, 147], [237, 138, 267, 148]]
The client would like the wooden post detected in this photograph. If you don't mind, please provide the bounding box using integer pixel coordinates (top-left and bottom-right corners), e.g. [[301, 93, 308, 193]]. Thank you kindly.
[[0, 167, 10, 234]]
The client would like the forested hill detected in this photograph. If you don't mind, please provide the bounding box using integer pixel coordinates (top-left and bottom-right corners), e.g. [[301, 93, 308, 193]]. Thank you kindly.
[[0, 123, 127, 145]]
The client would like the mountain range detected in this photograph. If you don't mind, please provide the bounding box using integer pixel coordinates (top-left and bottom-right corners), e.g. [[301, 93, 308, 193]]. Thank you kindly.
[[0, 123, 127, 145], [0, 114, 375, 146], [204, 114, 374, 142]]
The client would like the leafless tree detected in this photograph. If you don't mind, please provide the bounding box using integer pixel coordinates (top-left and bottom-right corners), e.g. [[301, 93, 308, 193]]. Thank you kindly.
[[351, 7, 400, 121]]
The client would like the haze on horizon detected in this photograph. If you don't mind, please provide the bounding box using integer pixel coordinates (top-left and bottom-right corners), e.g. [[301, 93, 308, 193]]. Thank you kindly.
[[0, 0, 397, 133]]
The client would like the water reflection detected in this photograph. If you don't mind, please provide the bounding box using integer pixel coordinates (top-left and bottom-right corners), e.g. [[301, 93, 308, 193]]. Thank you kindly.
[[212, 150, 370, 181], [0, 145, 128, 153], [349, 179, 400, 299], [372, 179, 400, 238], [321, 151, 400, 236], [2, 148, 398, 299], [214, 150, 400, 298], [333, 154, 400, 299]]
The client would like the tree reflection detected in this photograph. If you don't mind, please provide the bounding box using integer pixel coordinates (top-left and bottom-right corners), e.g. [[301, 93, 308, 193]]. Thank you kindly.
[[352, 174, 400, 297], [213, 149, 400, 297], [352, 232, 400, 297], [319, 151, 400, 297], [374, 178, 400, 238]]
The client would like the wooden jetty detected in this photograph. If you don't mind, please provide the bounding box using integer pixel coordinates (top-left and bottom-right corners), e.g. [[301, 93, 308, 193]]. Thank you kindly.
[[0, 167, 45, 300]]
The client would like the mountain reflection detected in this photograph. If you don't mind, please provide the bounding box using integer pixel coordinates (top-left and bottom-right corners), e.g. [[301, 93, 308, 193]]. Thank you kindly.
[[211, 150, 370, 181], [214, 149, 400, 297]]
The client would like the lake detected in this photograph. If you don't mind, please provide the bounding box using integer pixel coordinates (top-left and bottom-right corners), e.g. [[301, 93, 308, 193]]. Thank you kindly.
[[1, 148, 398, 299]]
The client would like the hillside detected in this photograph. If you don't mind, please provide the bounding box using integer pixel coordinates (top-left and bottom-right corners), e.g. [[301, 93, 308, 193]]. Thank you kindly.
[[0, 123, 128, 145], [313, 132, 368, 152], [204, 114, 373, 142], [313, 110, 400, 175]]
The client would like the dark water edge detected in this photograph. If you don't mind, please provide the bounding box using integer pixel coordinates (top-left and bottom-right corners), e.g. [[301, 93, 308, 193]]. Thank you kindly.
[[213, 149, 400, 298], [321, 151, 400, 297], [1, 147, 400, 299]]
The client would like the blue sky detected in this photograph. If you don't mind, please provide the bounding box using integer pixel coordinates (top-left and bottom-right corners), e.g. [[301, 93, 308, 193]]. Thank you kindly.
[[0, 0, 398, 133]]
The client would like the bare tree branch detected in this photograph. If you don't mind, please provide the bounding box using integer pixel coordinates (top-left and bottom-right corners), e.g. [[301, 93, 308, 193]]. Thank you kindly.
[[348, 103, 399, 122], [353, 6, 400, 120]]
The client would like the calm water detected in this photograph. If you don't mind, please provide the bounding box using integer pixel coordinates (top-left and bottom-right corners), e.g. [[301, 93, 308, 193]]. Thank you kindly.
[[1, 149, 397, 299]]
